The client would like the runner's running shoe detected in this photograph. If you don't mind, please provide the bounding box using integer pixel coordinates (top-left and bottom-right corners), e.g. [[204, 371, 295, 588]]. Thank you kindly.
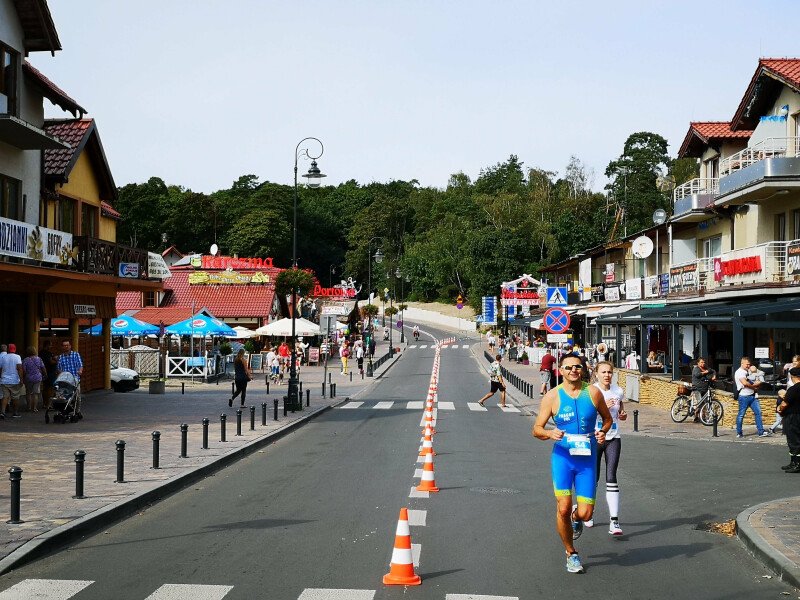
[[584, 518, 594, 528], [609, 519, 623, 536], [571, 506, 583, 540], [566, 553, 584, 573]]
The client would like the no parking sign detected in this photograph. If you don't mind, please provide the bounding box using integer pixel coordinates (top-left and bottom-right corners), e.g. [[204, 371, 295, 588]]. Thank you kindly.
[[543, 308, 570, 334]]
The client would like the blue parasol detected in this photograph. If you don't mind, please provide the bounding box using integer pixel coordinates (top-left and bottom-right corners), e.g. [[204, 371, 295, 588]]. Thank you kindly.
[[83, 315, 160, 337], [165, 313, 236, 337]]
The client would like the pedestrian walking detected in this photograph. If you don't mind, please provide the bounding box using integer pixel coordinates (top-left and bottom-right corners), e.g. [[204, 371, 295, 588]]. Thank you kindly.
[[777, 367, 800, 472], [356, 344, 365, 375], [340, 340, 350, 375], [735, 356, 770, 438], [57, 340, 83, 379], [0, 344, 25, 418], [22, 346, 46, 412], [478, 354, 506, 408], [39, 340, 57, 410], [229, 349, 252, 407], [771, 355, 800, 433], [487, 331, 496, 353], [532, 354, 612, 574], [591, 361, 626, 536], [540, 348, 556, 395]]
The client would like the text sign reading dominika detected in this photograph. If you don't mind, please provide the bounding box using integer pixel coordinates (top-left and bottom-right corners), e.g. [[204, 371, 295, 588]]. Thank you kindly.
[[546, 286, 568, 307]]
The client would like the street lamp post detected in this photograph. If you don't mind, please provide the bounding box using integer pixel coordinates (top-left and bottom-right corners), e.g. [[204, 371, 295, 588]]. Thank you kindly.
[[388, 294, 394, 357], [290, 137, 326, 411], [395, 267, 405, 343], [365, 239, 383, 379]]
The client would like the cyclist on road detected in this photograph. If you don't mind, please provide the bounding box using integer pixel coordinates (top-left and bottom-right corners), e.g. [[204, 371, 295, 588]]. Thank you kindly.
[[691, 357, 716, 422], [413, 325, 420, 341], [533, 354, 612, 574], [591, 361, 626, 536]]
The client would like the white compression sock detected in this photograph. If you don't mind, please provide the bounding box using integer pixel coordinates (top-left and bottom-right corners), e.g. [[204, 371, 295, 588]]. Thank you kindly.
[[606, 482, 620, 519]]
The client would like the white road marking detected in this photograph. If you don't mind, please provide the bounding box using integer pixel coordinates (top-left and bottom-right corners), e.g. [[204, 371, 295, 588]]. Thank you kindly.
[[144, 584, 233, 600], [373, 401, 394, 409], [413, 468, 423, 478], [412, 543, 421, 567], [338, 402, 364, 409], [0, 579, 94, 600], [462, 344, 470, 348], [298, 590, 376, 600], [406, 401, 424, 409], [419, 345, 428, 348], [409, 485, 429, 498], [447, 595, 519, 600], [500, 405, 521, 413], [437, 401, 455, 410], [468, 403, 487, 411], [409, 345, 418, 349], [407, 509, 427, 526]]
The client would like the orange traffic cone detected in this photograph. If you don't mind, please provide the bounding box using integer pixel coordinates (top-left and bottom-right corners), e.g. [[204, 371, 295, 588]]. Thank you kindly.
[[383, 507, 421, 586], [419, 429, 435, 456], [423, 410, 435, 433], [416, 452, 440, 492]]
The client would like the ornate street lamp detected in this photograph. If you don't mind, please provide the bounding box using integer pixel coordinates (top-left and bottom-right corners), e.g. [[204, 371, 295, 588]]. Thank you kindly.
[[289, 137, 325, 410]]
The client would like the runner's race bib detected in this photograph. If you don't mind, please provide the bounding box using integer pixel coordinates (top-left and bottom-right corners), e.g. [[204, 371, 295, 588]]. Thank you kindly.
[[565, 434, 591, 456], [596, 416, 617, 432]]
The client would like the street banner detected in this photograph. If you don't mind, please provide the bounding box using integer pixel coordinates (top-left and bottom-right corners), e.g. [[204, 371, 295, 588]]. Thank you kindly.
[[0, 216, 74, 265], [482, 296, 497, 325], [788, 241, 800, 276]]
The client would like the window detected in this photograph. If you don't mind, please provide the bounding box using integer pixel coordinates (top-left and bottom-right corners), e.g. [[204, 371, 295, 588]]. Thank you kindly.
[[775, 213, 786, 242], [58, 197, 75, 234], [142, 291, 156, 307], [705, 157, 719, 180], [0, 44, 17, 115], [701, 236, 722, 258], [0, 174, 22, 220], [793, 209, 800, 241], [81, 203, 98, 237]]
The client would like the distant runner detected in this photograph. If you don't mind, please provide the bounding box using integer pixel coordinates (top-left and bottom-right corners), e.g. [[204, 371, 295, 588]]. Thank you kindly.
[[533, 354, 612, 574]]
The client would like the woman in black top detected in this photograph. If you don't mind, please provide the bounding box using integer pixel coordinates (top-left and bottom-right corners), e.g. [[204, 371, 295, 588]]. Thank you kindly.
[[778, 367, 800, 472], [229, 349, 253, 407]]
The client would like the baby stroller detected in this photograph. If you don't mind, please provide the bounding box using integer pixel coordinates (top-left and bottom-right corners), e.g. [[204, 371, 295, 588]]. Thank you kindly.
[[45, 372, 83, 424]]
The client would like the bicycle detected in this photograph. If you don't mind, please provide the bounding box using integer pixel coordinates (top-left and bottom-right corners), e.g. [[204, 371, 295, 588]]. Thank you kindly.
[[671, 384, 724, 426]]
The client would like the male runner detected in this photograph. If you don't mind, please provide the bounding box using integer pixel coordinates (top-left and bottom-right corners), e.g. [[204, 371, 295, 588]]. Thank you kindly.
[[533, 354, 612, 574]]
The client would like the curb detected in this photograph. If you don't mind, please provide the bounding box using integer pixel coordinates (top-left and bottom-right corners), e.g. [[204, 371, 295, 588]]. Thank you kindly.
[[736, 499, 800, 589], [0, 403, 332, 576]]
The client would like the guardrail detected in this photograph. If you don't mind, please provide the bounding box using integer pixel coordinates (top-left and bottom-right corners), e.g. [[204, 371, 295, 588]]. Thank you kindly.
[[484, 350, 535, 399], [673, 177, 719, 202], [720, 137, 799, 177]]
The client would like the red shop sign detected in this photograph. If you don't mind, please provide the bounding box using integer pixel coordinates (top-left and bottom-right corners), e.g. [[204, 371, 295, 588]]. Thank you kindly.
[[720, 255, 762, 277], [311, 284, 356, 298]]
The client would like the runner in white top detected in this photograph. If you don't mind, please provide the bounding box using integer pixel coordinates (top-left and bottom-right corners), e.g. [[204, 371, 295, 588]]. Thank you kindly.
[[591, 360, 626, 536]]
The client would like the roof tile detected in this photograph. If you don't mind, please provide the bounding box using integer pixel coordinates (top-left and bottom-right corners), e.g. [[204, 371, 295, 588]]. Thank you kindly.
[[43, 119, 92, 177]]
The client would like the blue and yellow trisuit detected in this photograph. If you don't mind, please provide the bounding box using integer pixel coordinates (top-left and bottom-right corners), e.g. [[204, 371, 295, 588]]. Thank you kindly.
[[551, 382, 598, 505]]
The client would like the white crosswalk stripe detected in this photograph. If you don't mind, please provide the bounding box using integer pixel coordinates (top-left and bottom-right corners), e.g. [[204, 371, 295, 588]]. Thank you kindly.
[[298, 590, 375, 600], [437, 401, 455, 410], [373, 401, 394, 409], [447, 595, 519, 600], [145, 584, 233, 599], [419, 344, 428, 348], [414, 467, 423, 478], [338, 401, 364, 409], [409, 485, 429, 498], [409, 345, 418, 348], [407, 509, 427, 526], [500, 405, 521, 413], [406, 401, 424, 409], [0, 579, 94, 600], [462, 344, 470, 349], [468, 402, 488, 411]]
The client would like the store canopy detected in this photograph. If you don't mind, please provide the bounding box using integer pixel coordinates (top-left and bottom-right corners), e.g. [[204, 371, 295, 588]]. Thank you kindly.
[[254, 317, 321, 337], [595, 298, 800, 326], [83, 315, 160, 337], [165, 313, 236, 337], [228, 326, 258, 339]]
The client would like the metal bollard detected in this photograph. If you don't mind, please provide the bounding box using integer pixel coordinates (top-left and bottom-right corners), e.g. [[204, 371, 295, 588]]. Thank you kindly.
[[361, 371, 364, 380], [74, 451, 86, 499], [7, 466, 23, 524], [152, 431, 161, 468], [283, 396, 288, 417], [265, 374, 269, 385], [274, 398, 279, 421], [216, 377, 219, 386], [202, 418, 209, 449], [713, 413, 720, 438], [633, 410, 639, 432], [180, 424, 188, 458], [328, 373, 332, 384], [262, 402, 267, 426], [250, 405, 256, 430], [231, 381, 235, 396], [115, 440, 125, 483], [350, 371, 353, 382], [220, 414, 227, 442], [236, 409, 242, 436], [181, 382, 185, 395], [306, 389, 310, 407], [322, 382, 326, 398], [332, 383, 336, 398], [300, 381, 303, 394], [266, 381, 270, 394]]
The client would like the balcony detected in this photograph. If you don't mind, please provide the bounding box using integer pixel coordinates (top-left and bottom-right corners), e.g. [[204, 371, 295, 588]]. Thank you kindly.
[[672, 178, 718, 220], [718, 137, 800, 202], [0, 114, 70, 150], [74, 236, 151, 279]]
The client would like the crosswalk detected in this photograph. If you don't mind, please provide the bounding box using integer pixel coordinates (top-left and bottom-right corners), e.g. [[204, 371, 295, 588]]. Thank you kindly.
[[407, 344, 470, 349], [336, 401, 520, 413], [0, 579, 519, 599]]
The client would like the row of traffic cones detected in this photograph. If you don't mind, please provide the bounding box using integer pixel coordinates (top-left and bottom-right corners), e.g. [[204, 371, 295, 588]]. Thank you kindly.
[[383, 338, 445, 586]]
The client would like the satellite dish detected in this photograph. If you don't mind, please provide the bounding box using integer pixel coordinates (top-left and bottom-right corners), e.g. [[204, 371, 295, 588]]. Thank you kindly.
[[653, 209, 667, 225], [210, 243, 219, 256], [632, 236, 654, 259], [656, 174, 676, 192]]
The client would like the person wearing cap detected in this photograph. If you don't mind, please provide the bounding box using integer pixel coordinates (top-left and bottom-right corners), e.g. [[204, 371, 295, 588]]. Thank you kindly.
[[0, 344, 25, 418], [778, 367, 800, 472]]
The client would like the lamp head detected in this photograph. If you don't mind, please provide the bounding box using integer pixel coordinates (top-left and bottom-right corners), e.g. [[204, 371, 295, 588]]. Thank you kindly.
[[302, 160, 326, 188], [374, 249, 384, 264]]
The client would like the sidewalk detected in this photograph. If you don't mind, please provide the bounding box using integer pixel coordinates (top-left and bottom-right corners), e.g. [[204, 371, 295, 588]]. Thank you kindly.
[[0, 341, 401, 574], [470, 341, 800, 589]]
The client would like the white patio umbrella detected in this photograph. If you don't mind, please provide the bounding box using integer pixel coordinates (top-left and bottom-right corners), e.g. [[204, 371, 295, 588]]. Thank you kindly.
[[254, 317, 321, 337], [229, 325, 258, 339]]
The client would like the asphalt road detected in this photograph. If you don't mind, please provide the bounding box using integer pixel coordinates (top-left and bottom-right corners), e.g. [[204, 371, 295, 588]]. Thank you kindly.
[[0, 323, 797, 599]]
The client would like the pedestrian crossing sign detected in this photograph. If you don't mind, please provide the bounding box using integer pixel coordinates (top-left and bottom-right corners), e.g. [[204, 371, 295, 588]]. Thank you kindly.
[[546, 286, 568, 307]]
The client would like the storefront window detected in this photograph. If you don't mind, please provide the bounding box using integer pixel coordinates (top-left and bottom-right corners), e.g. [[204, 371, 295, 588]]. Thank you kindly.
[[0, 44, 17, 115]]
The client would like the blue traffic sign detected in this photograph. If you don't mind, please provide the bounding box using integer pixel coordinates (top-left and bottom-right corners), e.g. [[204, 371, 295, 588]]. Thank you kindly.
[[546, 286, 568, 307], [543, 308, 570, 334]]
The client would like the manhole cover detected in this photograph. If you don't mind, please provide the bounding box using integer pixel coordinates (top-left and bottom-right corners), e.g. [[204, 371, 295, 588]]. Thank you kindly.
[[470, 487, 521, 495]]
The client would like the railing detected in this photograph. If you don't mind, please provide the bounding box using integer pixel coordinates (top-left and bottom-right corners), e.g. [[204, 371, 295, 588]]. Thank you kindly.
[[74, 236, 150, 278], [165, 352, 226, 380], [111, 348, 160, 376], [720, 137, 799, 177], [705, 240, 789, 291], [673, 178, 719, 202]]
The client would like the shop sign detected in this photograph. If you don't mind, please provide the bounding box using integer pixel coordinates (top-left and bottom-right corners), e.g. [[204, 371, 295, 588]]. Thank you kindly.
[[312, 284, 356, 298], [643, 275, 660, 298], [199, 255, 274, 270], [0, 216, 75, 265], [188, 271, 271, 285], [605, 263, 615, 283], [591, 285, 604, 302], [625, 278, 642, 300], [148, 252, 172, 279], [118, 262, 139, 278], [719, 255, 762, 277], [321, 304, 349, 315], [789, 241, 800, 276], [74, 304, 96, 316], [482, 296, 497, 325], [715, 246, 767, 283], [604, 285, 620, 302], [659, 273, 670, 296], [669, 263, 697, 291]]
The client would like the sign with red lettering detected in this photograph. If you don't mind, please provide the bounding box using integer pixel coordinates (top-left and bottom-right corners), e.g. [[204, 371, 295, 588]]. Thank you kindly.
[[200, 255, 274, 270], [719, 255, 762, 277], [311, 284, 356, 298]]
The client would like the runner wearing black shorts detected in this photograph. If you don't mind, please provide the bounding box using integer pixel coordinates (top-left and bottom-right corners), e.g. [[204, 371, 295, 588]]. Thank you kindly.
[[478, 354, 506, 408]]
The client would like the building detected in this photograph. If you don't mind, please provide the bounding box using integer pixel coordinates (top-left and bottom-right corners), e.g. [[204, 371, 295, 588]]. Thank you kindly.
[[0, 0, 162, 391]]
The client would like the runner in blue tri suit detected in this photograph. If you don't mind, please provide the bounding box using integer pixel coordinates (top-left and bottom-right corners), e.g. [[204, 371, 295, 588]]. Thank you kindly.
[[533, 354, 612, 574]]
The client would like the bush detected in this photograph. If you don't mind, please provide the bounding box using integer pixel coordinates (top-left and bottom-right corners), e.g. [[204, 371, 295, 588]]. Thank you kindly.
[[520, 351, 529, 361], [244, 340, 255, 353], [219, 342, 233, 356]]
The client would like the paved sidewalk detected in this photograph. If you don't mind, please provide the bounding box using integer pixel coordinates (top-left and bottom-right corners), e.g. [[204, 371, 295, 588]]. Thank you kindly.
[[469, 340, 800, 589], [0, 341, 401, 574]]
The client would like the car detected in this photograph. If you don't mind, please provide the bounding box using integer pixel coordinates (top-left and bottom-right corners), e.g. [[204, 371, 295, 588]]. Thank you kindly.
[[110, 365, 140, 392]]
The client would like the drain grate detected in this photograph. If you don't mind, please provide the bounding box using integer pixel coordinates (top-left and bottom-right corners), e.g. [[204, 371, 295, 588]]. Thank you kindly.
[[470, 487, 521, 495]]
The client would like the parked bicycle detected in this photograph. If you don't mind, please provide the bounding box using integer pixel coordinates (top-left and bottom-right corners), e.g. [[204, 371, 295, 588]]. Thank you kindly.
[[671, 383, 724, 426]]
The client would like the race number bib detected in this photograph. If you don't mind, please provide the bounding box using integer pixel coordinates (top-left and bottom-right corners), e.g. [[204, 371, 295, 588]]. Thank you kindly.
[[565, 434, 591, 456]]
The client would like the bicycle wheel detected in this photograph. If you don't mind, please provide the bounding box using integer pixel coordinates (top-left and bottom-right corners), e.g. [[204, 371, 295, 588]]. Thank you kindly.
[[670, 395, 691, 423], [700, 399, 724, 426]]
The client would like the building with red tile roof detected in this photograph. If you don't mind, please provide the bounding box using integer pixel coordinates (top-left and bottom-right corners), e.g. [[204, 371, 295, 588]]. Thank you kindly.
[[731, 58, 800, 130], [678, 121, 753, 158]]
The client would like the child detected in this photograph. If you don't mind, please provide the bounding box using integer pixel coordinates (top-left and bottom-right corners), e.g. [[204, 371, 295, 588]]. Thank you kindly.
[[748, 365, 764, 400]]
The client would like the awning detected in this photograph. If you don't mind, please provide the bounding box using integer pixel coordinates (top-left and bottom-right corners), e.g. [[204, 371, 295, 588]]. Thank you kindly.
[[590, 304, 638, 324], [595, 297, 800, 325], [0, 115, 70, 150]]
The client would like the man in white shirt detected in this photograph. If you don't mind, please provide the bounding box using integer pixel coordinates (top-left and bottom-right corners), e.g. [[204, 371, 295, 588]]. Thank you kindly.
[[0, 344, 25, 418], [735, 356, 770, 438]]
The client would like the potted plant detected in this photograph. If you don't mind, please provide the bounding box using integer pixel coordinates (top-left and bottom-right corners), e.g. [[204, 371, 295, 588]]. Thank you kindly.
[[521, 351, 530, 366], [149, 378, 166, 394]]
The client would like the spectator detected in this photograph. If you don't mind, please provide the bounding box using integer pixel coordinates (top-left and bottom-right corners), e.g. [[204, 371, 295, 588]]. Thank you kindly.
[[735, 356, 770, 438], [0, 344, 24, 418], [777, 367, 800, 472], [691, 357, 716, 422], [57, 340, 83, 379], [39, 340, 58, 410], [540, 348, 556, 395], [22, 346, 46, 412]]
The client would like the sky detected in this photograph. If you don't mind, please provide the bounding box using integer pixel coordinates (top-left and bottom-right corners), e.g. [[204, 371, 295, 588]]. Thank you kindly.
[[30, 0, 800, 194]]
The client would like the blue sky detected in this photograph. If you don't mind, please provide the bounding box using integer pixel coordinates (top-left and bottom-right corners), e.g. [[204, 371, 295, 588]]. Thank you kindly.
[[31, 0, 800, 193]]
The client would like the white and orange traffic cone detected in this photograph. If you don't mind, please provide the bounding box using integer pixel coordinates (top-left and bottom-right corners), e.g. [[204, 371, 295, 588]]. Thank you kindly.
[[419, 429, 435, 456], [383, 507, 421, 586], [416, 452, 440, 493]]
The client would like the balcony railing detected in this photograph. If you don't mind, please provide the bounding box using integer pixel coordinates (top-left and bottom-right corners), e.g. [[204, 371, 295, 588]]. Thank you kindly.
[[673, 178, 719, 202], [720, 137, 800, 177], [74, 236, 150, 279]]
